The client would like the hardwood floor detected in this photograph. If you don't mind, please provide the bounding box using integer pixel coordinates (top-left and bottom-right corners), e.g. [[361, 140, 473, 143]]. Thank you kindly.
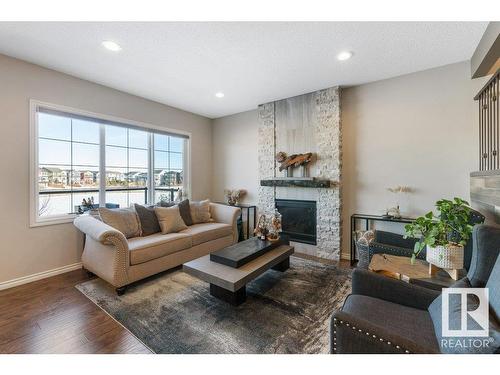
[[0, 254, 350, 354], [0, 269, 151, 354]]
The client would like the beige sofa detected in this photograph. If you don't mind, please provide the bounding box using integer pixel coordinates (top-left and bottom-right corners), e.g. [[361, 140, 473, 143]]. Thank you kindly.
[[74, 203, 240, 294]]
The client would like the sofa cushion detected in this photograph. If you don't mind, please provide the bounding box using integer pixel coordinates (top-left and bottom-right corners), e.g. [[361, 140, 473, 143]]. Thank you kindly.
[[190, 199, 212, 224], [128, 233, 192, 265], [98, 207, 142, 238], [134, 204, 161, 236], [181, 222, 232, 246], [157, 199, 193, 225], [343, 294, 439, 353], [155, 205, 188, 234]]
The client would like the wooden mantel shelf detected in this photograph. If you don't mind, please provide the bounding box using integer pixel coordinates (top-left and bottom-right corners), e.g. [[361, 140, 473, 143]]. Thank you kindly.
[[260, 177, 336, 188]]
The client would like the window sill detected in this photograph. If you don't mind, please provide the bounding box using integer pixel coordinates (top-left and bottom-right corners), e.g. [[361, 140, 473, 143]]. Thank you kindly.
[[30, 215, 76, 228]]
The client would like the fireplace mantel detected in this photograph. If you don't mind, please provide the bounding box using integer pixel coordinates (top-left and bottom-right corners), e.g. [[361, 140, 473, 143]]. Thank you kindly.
[[260, 177, 335, 188]]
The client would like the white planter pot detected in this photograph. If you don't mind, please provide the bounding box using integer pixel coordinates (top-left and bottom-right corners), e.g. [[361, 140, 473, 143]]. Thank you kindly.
[[426, 244, 464, 269]]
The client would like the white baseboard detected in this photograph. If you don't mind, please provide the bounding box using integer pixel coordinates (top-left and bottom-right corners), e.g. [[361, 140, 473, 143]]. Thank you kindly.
[[0, 262, 82, 291]]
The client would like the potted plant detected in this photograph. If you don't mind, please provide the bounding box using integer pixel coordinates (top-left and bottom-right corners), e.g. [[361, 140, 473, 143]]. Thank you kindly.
[[404, 197, 473, 270]]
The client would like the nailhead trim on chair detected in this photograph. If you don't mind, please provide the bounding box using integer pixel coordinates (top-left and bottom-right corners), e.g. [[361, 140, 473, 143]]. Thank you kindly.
[[105, 235, 129, 287], [332, 317, 411, 354], [369, 244, 426, 261]]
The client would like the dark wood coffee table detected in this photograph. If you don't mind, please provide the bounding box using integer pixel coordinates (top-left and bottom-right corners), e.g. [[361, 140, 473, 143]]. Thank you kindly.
[[183, 239, 294, 305]]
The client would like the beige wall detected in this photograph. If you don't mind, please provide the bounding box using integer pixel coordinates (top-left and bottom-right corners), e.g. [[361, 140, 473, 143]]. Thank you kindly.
[[341, 61, 489, 257], [212, 109, 259, 204], [0, 54, 212, 284], [212, 61, 489, 259]]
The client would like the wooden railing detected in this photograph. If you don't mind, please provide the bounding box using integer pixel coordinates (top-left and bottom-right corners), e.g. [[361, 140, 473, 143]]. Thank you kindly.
[[475, 69, 499, 171]]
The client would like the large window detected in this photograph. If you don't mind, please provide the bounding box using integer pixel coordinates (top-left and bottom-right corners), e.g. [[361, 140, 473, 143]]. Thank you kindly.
[[31, 102, 189, 225]]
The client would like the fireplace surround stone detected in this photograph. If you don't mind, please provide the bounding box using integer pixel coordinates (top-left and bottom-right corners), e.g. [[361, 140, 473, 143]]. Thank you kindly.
[[257, 86, 341, 260]]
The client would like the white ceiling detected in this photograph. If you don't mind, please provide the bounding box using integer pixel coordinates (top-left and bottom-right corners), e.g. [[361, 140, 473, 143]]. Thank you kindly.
[[0, 22, 488, 118]]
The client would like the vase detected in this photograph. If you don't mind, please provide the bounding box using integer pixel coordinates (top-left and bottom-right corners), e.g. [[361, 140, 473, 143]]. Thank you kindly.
[[426, 244, 464, 270]]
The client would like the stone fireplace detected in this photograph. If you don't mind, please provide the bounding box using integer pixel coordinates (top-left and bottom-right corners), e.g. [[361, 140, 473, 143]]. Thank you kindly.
[[257, 86, 341, 260]]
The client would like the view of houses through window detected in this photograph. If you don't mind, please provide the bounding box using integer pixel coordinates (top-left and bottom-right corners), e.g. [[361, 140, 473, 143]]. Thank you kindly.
[[36, 108, 186, 220]]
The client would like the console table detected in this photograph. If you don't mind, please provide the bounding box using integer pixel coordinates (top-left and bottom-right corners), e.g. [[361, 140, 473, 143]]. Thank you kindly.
[[350, 213, 415, 265]]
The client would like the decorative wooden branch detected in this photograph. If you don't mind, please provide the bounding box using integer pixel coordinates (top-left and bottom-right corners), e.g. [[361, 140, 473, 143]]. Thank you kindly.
[[276, 152, 313, 171]]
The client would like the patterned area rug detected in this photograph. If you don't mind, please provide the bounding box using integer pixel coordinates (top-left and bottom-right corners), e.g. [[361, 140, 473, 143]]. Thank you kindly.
[[76, 256, 352, 354]]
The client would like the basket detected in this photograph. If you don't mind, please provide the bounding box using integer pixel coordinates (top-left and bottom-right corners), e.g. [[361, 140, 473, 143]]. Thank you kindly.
[[426, 244, 464, 269]]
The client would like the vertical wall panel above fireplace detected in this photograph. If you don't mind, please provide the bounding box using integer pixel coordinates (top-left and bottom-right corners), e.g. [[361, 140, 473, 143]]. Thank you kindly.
[[275, 199, 317, 245]]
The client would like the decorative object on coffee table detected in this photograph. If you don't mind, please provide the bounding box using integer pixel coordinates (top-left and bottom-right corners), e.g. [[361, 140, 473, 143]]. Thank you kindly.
[[404, 197, 473, 280], [267, 209, 282, 242], [224, 189, 247, 206], [253, 211, 282, 242], [254, 213, 269, 240]]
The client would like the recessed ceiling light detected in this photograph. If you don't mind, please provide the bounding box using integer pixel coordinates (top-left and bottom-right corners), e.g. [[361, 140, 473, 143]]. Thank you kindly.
[[337, 51, 353, 61], [215, 92, 225, 98], [102, 40, 122, 52]]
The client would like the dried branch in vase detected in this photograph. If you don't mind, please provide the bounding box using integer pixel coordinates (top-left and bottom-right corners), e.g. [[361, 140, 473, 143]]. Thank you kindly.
[[224, 189, 247, 206]]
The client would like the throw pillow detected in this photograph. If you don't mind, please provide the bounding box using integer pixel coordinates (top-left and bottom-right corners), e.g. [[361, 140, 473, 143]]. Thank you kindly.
[[355, 230, 375, 269], [134, 204, 161, 236], [428, 277, 500, 354], [177, 199, 193, 226], [98, 207, 142, 238], [157, 199, 193, 225], [155, 205, 188, 234], [356, 230, 375, 246], [189, 199, 212, 224]]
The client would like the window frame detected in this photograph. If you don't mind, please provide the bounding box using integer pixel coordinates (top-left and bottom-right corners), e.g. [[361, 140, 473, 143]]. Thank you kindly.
[[29, 100, 192, 227]]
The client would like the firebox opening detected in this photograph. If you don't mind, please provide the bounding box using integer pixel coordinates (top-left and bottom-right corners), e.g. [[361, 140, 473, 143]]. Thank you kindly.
[[275, 199, 317, 245]]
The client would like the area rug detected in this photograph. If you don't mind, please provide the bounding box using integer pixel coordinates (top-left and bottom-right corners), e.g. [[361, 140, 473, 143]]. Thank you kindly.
[[76, 256, 352, 354]]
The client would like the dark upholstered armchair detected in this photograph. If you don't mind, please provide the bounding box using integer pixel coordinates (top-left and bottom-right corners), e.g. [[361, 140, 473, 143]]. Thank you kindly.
[[331, 224, 500, 354]]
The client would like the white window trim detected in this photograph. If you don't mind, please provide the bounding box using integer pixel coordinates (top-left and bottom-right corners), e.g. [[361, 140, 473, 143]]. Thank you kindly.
[[29, 99, 192, 227]]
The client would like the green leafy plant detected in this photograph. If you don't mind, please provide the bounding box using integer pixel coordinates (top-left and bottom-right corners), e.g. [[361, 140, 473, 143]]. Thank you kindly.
[[404, 197, 473, 264]]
